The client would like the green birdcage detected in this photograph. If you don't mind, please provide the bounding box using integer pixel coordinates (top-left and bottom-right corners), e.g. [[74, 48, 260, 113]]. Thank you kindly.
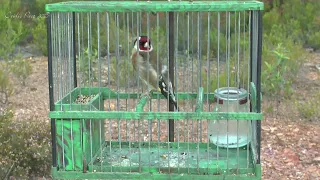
[[46, 1, 263, 179]]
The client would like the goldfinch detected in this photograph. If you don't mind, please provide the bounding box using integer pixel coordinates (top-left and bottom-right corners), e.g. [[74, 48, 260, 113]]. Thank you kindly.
[[131, 36, 178, 110]]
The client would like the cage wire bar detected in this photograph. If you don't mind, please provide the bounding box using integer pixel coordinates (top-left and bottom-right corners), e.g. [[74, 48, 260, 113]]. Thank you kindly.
[[46, 1, 264, 179]]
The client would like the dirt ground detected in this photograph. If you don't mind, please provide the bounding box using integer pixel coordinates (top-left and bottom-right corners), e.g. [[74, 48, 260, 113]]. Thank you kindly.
[[6, 52, 320, 179]]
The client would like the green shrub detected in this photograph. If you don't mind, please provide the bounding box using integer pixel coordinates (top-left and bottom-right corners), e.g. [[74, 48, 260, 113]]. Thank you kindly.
[[0, 108, 51, 179], [307, 31, 320, 50], [80, 12, 128, 56], [0, 1, 31, 56], [78, 48, 98, 86], [263, 0, 320, 49], [149, 26, 167, 59], [262, 22, 307, 99], [296, 100, 317, 120], [262, 44, 290, 98], [0, 68, 13, 106], [8, 50, 33, 86], [295, 89, 320, 120], [109, 56, 136, 87], [0, 19, 25, 60], [31, 18, 48, 56]]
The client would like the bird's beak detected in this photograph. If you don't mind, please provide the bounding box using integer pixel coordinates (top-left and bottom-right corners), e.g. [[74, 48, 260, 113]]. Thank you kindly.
[[144, 42, 149, 48]]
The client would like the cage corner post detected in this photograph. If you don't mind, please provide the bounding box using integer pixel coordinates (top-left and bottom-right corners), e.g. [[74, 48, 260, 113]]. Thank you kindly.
[[47, 11, 57, 169], [72, 12, 77, 88], [249, 8, 263, 178], [256, 8, 263, 166]]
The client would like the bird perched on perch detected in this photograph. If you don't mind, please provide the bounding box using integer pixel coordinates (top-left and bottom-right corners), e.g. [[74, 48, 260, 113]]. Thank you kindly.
[[130, 36, 178, 110]]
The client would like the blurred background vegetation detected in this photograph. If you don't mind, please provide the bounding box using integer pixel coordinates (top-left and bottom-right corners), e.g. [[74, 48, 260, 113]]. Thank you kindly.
[[0, 0, 320, 178]]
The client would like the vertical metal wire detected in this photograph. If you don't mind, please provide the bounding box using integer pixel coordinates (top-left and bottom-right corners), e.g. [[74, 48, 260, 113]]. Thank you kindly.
[[51, 13, 56, 103], [136, 11, 141, 103], [77, 13, 82, 166], [106, 12, 112, 173], [136, 11, 142, 173], [216, 11, 221, 169], [115, 13, 122, 168], [57, 12, 65, 168], [70, 12, 74, 168], [97, 12, 103, 171], [60, 13, 65, 98], [87, 12, 94, 170], [72, 12, 77, 89], [186, 11, 190, 174], [182, 12, 188, 143], [126, 12, 132, 173], [67, 12, 75, 170], [106, 12, 111, 113], [198, 11, 203, 142], [156, 12, 161, 173], [165, 11, 169, 168], [175, 12, 180, 173], [196, 11, 201, 172], [61, 12, 67, 168], [125, 12, 130, 143], [206, 12, 211, 174], [247, 10, 251, 170], [64, 13, 69, 96], [79, 13, 84, 166], [175, 13, 179, 114], [131, 12, 137, 143], [115, 13, 120, 125], [79, 13, 83, 112], [156, 12, 160, 112], [226, 11, 231, 173], [236, 11, 241, 174], [146, 12, 152, 172], [188, 12, 195, 142], [191, 12, 195, 143], [168, 11, 175, 142]]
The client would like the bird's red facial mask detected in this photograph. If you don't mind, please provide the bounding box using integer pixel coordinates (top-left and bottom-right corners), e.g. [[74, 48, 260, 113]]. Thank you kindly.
[[134, 36, 153, 52]]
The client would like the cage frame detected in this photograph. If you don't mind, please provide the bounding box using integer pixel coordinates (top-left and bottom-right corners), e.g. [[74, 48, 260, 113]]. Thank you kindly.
[[46, 1, 264, 179]]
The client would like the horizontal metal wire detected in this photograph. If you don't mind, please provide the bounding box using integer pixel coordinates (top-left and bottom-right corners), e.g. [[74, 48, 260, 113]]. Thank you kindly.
[[49, 111, 263, 120]]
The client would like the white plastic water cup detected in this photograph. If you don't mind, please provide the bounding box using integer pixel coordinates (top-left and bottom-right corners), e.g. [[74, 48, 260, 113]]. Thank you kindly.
[[208, 87, 251, 148]]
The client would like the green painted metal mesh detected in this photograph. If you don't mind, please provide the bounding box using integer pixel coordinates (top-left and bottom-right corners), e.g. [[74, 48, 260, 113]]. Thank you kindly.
[[47, 1, 263, 179]]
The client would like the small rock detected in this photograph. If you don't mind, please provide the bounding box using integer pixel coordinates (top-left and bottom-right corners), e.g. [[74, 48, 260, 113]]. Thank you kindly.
[[293, 128, 299, 133], [313, 156, 320, 162], [30, 87, 37, 91], [305, 48, 314, 53], [315, 64, 320, 72]]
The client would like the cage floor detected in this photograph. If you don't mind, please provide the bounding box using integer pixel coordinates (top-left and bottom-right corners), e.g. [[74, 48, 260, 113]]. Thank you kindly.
[[90, 141, 255, 175]]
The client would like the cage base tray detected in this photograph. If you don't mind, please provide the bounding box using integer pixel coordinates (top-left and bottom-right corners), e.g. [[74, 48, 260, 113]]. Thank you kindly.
[[89, 141, 255, 176]]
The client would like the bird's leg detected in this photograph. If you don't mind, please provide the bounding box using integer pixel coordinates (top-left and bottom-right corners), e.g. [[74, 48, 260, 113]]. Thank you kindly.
[[149, 88, 161, 95], [140, 90, 152, 99], [140, 88, 160, 100]]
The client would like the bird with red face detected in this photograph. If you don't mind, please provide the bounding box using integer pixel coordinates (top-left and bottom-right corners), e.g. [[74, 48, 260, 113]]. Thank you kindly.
[[131, 36, 178, 110]]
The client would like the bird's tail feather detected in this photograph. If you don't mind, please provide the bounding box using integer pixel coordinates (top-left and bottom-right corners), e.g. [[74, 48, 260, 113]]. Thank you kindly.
[[158, 72, 179, 111]]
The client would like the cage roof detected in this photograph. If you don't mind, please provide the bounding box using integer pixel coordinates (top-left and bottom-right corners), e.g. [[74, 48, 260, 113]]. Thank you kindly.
[[45, 1, 264, 12]]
